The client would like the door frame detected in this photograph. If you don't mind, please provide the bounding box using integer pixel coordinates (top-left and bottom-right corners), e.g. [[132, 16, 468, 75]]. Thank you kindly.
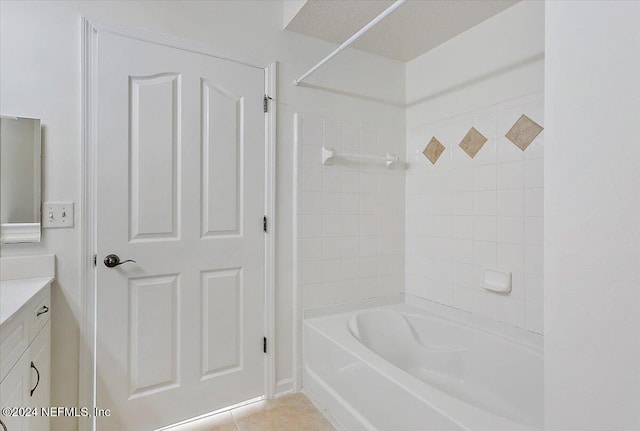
[[79, 18, 277, 431]]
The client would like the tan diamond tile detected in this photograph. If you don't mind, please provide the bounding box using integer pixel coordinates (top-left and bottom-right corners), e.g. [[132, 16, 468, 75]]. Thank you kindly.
[[505, 114, 544, 151], [459, 127, 488, 158], [422, 137, 445, 164]]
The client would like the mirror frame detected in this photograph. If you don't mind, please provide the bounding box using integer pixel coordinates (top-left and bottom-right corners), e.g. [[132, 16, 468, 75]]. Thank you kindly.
[[0, 116, 42, 243]]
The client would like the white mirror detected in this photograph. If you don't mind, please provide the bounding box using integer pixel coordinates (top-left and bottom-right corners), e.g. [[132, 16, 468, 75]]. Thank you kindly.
[[0, 116, 42, 243]]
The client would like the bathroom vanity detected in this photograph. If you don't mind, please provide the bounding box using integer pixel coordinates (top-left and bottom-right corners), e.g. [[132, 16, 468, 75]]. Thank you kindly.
[[0, 256, 54, 431]]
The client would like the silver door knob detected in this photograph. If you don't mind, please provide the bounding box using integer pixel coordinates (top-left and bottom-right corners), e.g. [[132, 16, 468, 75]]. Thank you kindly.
[[104, 254, 136, 268]]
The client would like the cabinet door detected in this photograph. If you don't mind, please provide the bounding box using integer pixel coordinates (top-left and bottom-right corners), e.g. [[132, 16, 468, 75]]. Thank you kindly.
[[0, 350, 30, 431], [28, 322, 50, 431]]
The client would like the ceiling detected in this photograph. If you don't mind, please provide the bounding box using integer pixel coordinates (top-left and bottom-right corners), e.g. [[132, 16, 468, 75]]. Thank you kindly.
[[284, 0, 518, 62]]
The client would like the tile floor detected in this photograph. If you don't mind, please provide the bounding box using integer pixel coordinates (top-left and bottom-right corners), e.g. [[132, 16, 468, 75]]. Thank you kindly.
[[169, 393, 336, 431]]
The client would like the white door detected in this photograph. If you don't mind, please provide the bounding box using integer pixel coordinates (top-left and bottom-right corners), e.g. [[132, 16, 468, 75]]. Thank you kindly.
[[95, 32, 266, 430]]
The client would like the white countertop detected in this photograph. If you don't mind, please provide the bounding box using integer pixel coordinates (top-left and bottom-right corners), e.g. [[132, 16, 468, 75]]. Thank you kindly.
[[0, 276, 53, 326]]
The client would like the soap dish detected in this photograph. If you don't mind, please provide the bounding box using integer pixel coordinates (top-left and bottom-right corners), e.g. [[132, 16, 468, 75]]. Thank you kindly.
[[479, 268, 512, 293]]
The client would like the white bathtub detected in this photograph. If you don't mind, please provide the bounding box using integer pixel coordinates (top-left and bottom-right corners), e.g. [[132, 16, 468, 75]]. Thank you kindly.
[[303, 297, 543, 431]]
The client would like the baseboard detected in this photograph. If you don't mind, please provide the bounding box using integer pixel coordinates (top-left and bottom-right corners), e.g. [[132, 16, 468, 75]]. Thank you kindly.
[[275, 378, 294, 398]]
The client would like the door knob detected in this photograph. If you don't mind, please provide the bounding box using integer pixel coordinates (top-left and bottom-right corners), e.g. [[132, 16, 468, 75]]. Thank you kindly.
[[104, 254, 136, 268]]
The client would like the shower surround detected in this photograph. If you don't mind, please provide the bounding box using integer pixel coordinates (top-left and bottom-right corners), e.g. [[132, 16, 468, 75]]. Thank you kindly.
[[405, 93, 544, 334]]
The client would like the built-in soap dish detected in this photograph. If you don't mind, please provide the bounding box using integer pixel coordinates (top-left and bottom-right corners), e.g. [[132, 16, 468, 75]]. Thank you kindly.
[[479, 268, 512, 293]]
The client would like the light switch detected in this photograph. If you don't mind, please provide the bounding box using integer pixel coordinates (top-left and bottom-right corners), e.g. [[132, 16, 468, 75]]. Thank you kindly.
[[43, 202, 74, 228]]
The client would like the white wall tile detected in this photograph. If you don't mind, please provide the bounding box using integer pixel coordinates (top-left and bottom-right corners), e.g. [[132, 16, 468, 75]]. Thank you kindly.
[[496, 137, 524, 164], [473, 241, 497, 267], [341, 279, 360, 301], [497, 189, 523, 217], [473, 191, 497, 215], [322, 192, 342, 215], [524, 188, 544, 216], [359, 257, 378, 278], [303, 284, 323, 308], [322, 237, 342, 260], [323, 215, 342, 237], [301, 238, 322, 261], [342, 172, 360, 193], [301, 215, 322, 238], [303, 116, 323, 147], [452, 262, 475, 288], [324, 119, 342, 150], [302, 168, 323, 192], [473, 216, 497, 241], [497, 161, 523, 190], [524, 245, 543, 275], [497, 216, 523, 243], [453, 168, 474, 192], [524, 216, 543, 245], [453, 216, 473, 239], [301, 191, 322, 215], [342, 215, 361, 236], [451, 239, 473, 263], [323, 169, 342, 193], [342, 193, 360, 214], [341, 258, 360, 281], [524, 158, 544, 188], [497, 242, 524, 272], [322, 282, 342, 305], [525, 273, 543, 304], [360, 236, 378, 257], [473, 165, 497, 191], [341, 236, 360, 258], [322, 259, 341, 282], [342, 126, 360, 153], [302, 261, 322, 285], [525, 302, 543, 334], [404, 96, 543, 332], [454, 192, 474, 215]]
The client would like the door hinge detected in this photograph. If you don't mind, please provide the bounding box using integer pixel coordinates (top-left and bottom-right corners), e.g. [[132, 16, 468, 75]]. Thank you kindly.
[[263, 95, 272, 113], [263, 337, 267, 354], [93, 255, 97, 266], [263, 215, 268, 233]]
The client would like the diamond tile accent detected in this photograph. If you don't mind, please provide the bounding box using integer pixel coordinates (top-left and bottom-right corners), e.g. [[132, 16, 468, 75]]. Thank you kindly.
[[423, 137, 445, 164], [505, 114, 544, 151], [459, 127, 488, 158]]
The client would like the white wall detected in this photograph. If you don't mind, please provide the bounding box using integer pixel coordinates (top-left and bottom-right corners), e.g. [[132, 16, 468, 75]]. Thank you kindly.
[[294, 113, 405, 382], [404, 1, 544, 332], [0, 2, 404, 429], [406, 1, 544, 129], [545, 1, 640, 429]]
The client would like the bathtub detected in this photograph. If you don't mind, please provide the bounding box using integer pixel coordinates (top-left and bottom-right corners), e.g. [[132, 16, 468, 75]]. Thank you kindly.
[[303, 297, 543, 431]]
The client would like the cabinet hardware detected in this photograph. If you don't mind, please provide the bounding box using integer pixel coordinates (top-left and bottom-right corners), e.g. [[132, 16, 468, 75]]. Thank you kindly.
[[36, 305, 49, 317], [30, 362, 40, 396]]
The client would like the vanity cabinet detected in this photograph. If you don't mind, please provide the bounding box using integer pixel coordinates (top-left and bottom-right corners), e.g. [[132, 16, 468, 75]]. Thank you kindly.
[[0, 284, 51, 431]]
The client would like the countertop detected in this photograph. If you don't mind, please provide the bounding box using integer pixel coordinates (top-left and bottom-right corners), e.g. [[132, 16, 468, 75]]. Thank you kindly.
[[0, 276, 53, 326]]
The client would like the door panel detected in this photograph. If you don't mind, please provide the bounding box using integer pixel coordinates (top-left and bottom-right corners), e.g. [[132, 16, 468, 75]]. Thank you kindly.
[[96, 32, 265, 431], [201, 80, 242, 236], [129, 73, 180, 241], [201, 268, 242, 378], [128, 274, 179, 397]]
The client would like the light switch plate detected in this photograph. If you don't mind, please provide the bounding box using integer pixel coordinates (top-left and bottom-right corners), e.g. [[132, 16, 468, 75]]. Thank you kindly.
[[43, 202, 74, 228]]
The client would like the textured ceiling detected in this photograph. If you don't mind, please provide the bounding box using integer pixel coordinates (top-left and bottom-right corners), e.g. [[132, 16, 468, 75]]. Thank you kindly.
[[285, 0, 519, 62]]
